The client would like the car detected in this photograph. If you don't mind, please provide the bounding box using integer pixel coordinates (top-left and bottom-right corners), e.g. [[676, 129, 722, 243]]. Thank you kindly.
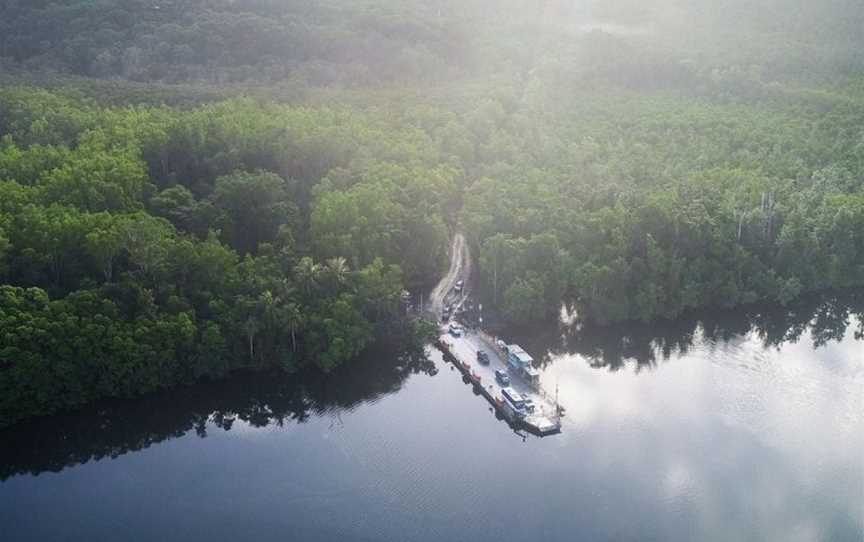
[[448, 323, 463, 337], [495, 370, 510, 386], [476, 351, 490, 365]]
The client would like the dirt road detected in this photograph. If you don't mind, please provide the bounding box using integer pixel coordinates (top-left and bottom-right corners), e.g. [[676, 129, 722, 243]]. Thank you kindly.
[[428, 233, 471, 316]]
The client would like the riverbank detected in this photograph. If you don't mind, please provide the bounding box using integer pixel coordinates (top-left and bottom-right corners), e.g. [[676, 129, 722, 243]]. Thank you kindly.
[[2, 293, 860, 542]]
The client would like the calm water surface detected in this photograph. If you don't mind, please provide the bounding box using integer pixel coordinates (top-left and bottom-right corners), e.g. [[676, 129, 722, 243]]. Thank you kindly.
[[1, 293, 862, 541]]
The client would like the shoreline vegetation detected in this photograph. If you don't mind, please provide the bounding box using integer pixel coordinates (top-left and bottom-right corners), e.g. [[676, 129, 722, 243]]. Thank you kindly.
[[1, 0, 863, 427], [1, 287, 860, 482]]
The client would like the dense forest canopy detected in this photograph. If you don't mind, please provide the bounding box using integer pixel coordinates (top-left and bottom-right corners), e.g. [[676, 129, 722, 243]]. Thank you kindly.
[[0, 0, 862, 426], [2, 0, 863, 86]]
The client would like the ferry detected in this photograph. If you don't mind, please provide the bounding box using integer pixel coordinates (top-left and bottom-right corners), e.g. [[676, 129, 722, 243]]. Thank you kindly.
[[435, 325, 562, 436]]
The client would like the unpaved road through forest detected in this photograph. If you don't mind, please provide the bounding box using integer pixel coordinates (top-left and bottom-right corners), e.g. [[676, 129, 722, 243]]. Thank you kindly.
[[428, 233, 471, 316]]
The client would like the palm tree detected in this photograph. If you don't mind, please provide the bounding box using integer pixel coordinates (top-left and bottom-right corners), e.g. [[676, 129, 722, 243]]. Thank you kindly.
[[284, 302, 302, 352], [243, 316, 260, 362], [294, 256, 321, 298], [275, 278, 296, 303], [259, 290, 280, 330], [324, 256, 350, 287]]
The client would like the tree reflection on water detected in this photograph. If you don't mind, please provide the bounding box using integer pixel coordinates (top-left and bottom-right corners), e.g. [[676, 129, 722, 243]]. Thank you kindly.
[[505, 289, 863, 372], [0, 339, 435, 480], [2, 290, 860, 480]]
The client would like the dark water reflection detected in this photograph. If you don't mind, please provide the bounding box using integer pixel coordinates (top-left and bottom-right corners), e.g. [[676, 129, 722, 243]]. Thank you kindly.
[[505, 290, 864, 372], [0, 290, 861, 542], [0, 341, 435, 481]]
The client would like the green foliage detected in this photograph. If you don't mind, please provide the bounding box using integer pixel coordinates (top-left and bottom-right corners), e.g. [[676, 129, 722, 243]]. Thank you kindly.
[[1, 0, 863, 426], [212, 170, 296, 256], [2, 0, 862, 90], [0, 285, 196, 427], [461, 90, 864, 324], [0, 1, 468, 86], [0, 89, 449, 427], [310, 162, 453, 286]]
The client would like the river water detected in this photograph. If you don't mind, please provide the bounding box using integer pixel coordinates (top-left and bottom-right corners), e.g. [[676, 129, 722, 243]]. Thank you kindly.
[[1, 292, 862, 541]]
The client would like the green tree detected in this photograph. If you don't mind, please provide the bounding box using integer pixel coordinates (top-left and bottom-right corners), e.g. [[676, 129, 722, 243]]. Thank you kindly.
[[294, 257, 321, 298], [211, 170, 295, 255], [84, 217, 125, 282]]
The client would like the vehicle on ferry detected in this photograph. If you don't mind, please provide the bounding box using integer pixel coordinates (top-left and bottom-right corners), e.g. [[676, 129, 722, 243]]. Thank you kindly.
[[502, 343, 541, 388], [501, 387, 527, 418]]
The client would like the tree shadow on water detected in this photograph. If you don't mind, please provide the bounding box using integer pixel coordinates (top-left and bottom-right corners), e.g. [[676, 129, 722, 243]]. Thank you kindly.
[[0, 340, 436, 480], [499, 289, 863, 373]]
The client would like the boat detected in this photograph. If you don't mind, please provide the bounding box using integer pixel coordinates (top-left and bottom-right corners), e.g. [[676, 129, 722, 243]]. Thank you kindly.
[[435, 324, 562, 436]]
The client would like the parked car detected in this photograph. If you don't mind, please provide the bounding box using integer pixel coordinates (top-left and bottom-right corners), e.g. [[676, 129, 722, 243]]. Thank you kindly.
[[495, 369, 510, 386], [476, 351, 490, 365]]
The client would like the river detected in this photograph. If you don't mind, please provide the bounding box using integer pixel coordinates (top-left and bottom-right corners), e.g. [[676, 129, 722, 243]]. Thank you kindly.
[[1, 292, 862, 541]]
